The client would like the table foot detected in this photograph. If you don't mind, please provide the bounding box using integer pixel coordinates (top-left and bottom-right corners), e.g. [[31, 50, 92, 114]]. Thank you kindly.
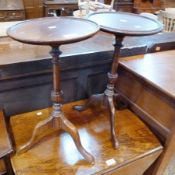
[[107, 95, 119, 149], [61, 114, 95, 164], [17, 117, 53, 153], [74, 94, 105, 111], [17, 109, 94, 164]]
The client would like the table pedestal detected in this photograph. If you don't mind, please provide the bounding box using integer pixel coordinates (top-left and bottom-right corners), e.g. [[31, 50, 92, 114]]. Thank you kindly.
[[17, 46, 94, 164], [74, 35, 124, 148]]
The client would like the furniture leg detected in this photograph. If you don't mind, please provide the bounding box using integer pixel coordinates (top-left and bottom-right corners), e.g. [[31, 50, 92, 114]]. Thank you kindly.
[[74, 35, 124, 148], [17, 46, 94, 164]]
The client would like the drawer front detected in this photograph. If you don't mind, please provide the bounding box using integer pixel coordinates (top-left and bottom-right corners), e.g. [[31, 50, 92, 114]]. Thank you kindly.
[[0, 11, 6, 21], [0, 11, 6, 17], [7, 11, 25, 19], [0, 10, 25, 21]]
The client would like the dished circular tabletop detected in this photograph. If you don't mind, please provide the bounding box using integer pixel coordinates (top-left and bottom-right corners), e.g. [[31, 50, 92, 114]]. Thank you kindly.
[[88, 12, 163, 36], [7, 17, 99, 46]]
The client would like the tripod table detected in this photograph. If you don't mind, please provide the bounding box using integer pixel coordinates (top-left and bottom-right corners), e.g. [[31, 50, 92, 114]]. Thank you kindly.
[[7, 16, 99, 164], [75, 12, 163, 148]]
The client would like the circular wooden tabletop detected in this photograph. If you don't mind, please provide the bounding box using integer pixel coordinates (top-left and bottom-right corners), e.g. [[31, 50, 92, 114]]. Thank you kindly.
[[88, 12, 163, 36], [7, 17, 99, 46]]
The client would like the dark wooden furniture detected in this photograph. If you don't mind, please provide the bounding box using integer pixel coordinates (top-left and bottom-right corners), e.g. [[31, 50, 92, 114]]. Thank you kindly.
[[0, 111, 13, 174], [117, 50, 175, 174], [75, 12, 162, 149], [43, 0, 78, 16], [23, 0, 43, 19], [0, 0, 25, 22], [7, 17, 99, 164], [133, 0, 164, 13], [114, 0, 134, 12], [10, 100, 162, 175]]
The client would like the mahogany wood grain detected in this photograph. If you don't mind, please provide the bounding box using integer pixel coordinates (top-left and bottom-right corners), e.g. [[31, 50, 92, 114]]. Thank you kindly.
[[10, 100, 162, 175], [0, 111, 13, 158], [0, 159, 6, 175], [117, 50, 175, 174], [23, 0, 43, 19], [7, 17, 99, 46]]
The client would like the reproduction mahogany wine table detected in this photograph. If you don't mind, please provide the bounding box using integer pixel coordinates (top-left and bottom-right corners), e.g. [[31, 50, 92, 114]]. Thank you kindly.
[[7, 16, 99, 164], [10, 100, 162, 175], [75, 12, 163, 148]]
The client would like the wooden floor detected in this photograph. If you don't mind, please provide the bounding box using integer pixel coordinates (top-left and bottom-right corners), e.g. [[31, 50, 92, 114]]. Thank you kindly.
[[10, 100, 162, 175]]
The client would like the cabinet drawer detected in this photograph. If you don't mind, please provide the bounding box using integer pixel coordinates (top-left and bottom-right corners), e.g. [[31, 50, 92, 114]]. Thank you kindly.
[[0, 11, 6, 18], [0, 10, 25, 21], [7, 11, 24, 18]]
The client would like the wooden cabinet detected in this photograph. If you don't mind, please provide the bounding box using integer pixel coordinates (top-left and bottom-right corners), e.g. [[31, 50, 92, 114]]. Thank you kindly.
[[114, 0, 134, 12], [23, 0, 43, 19], [133, 0, 164, 13], [0, 0, 25, 22]]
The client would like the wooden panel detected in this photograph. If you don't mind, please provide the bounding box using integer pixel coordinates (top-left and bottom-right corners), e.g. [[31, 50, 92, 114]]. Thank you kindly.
[[117, 69, 175, 140], [117, 50, 175, 174], [0, 159, 6, 175], [0, 111, 13, 158], [133, 0, 163, 13], [23, 0, 44, 19], [10, 100, 162, 175]]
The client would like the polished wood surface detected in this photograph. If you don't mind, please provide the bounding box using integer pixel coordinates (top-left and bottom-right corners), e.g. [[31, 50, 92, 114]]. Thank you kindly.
[[117, 50, 175, 174], [7, 17, 99, 45], [0, 31, 113, 65], [10, 100, 162, 175], [23, 0, 43, 19], [0, 111, 13, 174], [0, 111, 12, 158], [120, 50, 175, 101], [88, 12, 163, 35], [0, 159, 6, 175]]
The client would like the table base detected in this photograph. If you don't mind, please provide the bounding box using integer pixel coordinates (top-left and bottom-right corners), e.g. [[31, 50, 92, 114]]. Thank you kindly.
[[16, 46, 95, 164]]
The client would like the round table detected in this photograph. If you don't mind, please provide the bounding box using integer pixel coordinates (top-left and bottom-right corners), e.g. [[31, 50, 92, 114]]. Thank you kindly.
[[75, 12, 163, 148], [7, 16, 99, 164]]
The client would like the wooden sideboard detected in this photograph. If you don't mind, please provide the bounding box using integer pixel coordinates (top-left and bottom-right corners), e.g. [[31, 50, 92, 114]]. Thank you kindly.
[[117, 50, 175, 174], [0, 0, 25, 22], [133, 0, 164, 13], [114, 0, 134, 12]]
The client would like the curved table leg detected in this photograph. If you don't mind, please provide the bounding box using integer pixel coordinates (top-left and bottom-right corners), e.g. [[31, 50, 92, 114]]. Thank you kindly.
[[17, 109, 95, 164], [17, 117, 54, 153], [61, 114, 95, 163], [107, 95, 119, 149]]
